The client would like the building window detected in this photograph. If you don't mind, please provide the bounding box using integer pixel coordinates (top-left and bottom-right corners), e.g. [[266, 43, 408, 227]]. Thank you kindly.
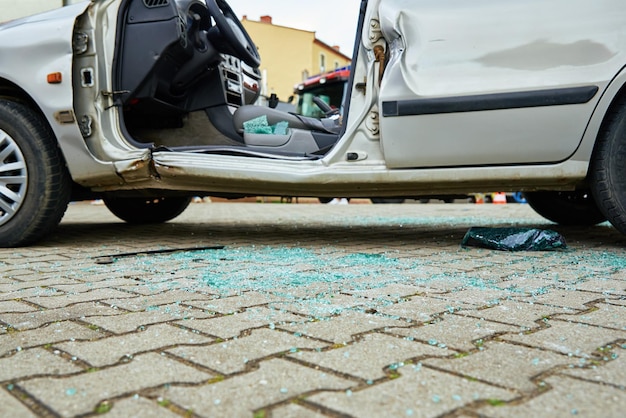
[[320, 54, 326, 73], [334, 61, 340, 70], [302, 70, 309, 81]]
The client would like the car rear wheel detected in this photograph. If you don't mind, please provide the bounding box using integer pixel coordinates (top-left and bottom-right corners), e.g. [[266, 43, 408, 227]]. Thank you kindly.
[[590, 100, 626, 234], [103, 196, 192, 224], [0, 100, 71, 247], [523, 191, 606, 226]]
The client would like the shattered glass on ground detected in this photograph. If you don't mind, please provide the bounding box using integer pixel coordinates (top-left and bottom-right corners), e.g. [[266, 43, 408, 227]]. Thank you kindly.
[[0, 203, 624, 417]]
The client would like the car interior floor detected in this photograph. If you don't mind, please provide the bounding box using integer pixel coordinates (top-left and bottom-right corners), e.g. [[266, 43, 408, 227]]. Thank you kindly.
[[125, 110, 245, 149]]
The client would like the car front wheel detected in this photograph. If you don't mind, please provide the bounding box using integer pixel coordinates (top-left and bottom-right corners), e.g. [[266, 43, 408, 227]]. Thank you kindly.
[[103, 196, 192, 224], [523, 191, 606, 226], [0, 100, 71, 247]]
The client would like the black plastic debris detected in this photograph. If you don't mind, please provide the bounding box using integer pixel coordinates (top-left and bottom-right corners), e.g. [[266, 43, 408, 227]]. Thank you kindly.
[[93, 245, 225, 264], [461, 227, 567, 251]]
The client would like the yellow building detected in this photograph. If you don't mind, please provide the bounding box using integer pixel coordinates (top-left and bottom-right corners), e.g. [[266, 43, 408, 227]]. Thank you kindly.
[[241, 15, 352, 104], [3, 5, 350, 105]]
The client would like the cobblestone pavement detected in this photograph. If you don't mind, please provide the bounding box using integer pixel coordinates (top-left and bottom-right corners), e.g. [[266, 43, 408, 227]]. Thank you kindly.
[[1, 201, 624, 418]]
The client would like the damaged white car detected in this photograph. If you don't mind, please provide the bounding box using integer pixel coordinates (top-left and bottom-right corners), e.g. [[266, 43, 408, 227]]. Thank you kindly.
[[1, 0, 626, 246]]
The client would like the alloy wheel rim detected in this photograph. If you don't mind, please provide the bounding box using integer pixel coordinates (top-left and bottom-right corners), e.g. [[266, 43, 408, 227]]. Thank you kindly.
[[0, 129, 28, 227]]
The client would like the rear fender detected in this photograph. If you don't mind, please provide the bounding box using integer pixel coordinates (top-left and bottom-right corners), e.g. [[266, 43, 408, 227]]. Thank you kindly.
[[573, 65, 626, 163]]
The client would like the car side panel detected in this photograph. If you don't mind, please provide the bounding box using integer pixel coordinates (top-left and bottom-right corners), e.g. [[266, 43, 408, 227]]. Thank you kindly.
[[0, 2, 122, 185], [0, 5, 82, 115], [376, 0, 626, 168]]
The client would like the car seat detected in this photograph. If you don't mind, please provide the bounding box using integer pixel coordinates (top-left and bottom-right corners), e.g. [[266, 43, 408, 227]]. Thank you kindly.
[[232, 105, 341, 154]]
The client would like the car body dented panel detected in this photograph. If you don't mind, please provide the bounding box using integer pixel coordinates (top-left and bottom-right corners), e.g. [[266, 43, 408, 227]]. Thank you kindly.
[[376, 0, 626, 168]]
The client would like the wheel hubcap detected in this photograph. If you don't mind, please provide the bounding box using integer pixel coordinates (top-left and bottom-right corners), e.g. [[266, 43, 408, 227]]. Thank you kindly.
[[0, 129, 28, 227]]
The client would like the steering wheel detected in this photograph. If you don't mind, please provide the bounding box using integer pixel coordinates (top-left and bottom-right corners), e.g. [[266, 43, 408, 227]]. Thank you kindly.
[[205, 0, 261, 68]]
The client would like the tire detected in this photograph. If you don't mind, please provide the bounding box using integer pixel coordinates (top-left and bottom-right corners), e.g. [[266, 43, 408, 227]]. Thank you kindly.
[[0, 100, 71, 247], [523, 191, 606, 226], [590, 100, 626, 234], [371, 198, 405, 204], [104, 196, 191, 224]]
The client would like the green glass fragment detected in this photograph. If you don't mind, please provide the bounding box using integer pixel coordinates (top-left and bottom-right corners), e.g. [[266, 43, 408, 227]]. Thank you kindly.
[[243, 115, 289, 135]]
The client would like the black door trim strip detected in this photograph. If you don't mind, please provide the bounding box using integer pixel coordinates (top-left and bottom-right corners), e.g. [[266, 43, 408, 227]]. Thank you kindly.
[[382, 85, 599, 117]]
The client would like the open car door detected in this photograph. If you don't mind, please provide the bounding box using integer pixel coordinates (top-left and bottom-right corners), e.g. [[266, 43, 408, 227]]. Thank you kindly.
[[375, 0, 623, 169]]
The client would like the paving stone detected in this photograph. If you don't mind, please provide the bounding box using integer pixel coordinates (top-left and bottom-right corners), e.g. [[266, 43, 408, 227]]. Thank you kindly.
[[432, 287, 520, 307], [188, 291, 284, 314], [270, 293, 370, 318], [106, 277, 178, 294], [0, 269, 40, 279], [409, 269, 471, 292], [0, 264, 54, 274], [281, 311, 410, 344], [0, 286, 63, 301], [494, 277, 560, 298], [430, 256, 497, 275], [132, 276, 224, 294], [261, 283, 349, 301], [168, 328, 325, 374], [562, 278, 626, 296], [20, 352, 214, 417], [266, 403, 328, 418], [102, 396, 181, 418], [56, 323, 213, 367], [423, 341, 571, 392], [24, 288, 136, 309], [0, 321, 102, 356], [68, 271, 138, 283], [0, 302, 120, 330], [49, 277, 142, 293], [0, 388, 37, 418], [514, 289, 607, 310], [177, 307, 304, 339], [502, 319, 626, 357], [12, 254, 69, 263], [159, 358, 354, 417], [374, 295, 473, 322], [389, 313, 519, 352], [611, 269, 626, 279], [103, 290, 212, 312], [344, 283, 426, 300], [293, 332, 449, 381], [606, 298, 626, 307], [0, 348, 82, 381], [0, 300, 37, 313], [308, 365, 516, 417], [478, 375, 625, 417], [0, 278, 76, 293], [553, 303, 625, 331], [81, 304, 215, 334], [561, 346, 626, 388], [459, 300, 577, 331], [0, 278, 13, 286]]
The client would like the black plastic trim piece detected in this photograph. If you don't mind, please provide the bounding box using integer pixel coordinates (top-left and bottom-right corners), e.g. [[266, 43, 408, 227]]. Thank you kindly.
[[382, 85, 599, 117], [143, 0, 170, 8], [312, 132, 340, 149]]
